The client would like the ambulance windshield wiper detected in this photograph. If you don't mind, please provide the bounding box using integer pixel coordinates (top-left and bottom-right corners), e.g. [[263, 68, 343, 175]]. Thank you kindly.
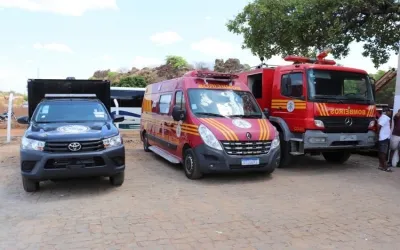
[[229, 114, 262, 118], [194, 112, 227, 118]]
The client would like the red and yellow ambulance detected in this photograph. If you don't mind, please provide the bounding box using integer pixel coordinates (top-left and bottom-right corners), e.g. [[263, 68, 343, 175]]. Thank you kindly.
[[140, 70, 280, 179]]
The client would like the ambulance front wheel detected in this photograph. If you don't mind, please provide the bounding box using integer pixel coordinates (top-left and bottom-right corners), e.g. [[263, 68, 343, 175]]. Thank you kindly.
[[184, 149, 203, 180]]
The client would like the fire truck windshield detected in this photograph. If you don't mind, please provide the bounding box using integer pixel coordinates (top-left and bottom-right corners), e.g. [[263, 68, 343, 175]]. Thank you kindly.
[[307, 69, 374, 104], [188, 89, 263, 118]]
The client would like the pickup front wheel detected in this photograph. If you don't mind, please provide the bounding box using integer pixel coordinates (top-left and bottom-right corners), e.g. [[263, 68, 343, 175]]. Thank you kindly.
[[22, 176, 39, 192], [110, 172, 125, 186]]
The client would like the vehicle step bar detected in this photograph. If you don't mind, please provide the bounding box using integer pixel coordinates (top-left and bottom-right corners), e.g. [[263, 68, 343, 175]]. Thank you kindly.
[[148, 146, 180, 164]]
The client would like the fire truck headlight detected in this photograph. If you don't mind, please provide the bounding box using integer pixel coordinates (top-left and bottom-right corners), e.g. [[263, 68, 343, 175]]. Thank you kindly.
[[271, 128, 280, 149], [198, 124, 223, 150], [314, 120, 324, 128], [368, 120, 375, 128]]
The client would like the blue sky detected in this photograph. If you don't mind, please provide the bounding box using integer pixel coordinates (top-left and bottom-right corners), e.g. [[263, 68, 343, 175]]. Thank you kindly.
[[0, 0, 398, 94]]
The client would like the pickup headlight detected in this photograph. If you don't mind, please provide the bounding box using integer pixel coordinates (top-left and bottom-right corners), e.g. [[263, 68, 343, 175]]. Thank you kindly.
[[103, 134, 122, 148], [21, 137, 45, 151], [198, 124, 222, 150], [271, 127, 280, 149]]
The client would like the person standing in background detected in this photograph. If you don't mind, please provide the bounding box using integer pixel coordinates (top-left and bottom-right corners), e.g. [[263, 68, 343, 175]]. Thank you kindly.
[[377, 107, 392, 172], [389, 109, 400, 168]]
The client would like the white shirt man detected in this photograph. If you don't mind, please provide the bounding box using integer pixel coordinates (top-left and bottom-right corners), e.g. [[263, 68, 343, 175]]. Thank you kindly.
[[377, 108, 392, 171]]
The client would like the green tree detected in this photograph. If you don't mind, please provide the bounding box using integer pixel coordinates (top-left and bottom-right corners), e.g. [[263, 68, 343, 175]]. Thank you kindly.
[[372, 69, 396, 105], [157, 55, 193, 79], [115, 76, 147, 87], [227, 0, 400, 68]]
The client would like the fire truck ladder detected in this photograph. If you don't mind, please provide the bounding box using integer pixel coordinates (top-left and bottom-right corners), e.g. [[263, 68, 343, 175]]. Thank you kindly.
[[375, 68, 397, 93]]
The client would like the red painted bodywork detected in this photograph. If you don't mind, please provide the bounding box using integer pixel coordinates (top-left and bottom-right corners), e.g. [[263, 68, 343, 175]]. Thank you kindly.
[[237, 63, 376, 134], [140, 71, 277, 162]]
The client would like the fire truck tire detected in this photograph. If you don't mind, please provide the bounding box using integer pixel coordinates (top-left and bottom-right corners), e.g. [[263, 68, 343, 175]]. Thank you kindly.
[[143, 133, 151, 152], [322, 151, 351, 163], [183, 149, 203, 180], [278, 133, 292, 168]]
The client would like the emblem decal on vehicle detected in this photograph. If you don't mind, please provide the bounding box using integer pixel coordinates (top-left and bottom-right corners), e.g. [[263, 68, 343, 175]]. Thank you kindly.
[[344, 117, 353, 126], [287, 100, 295, 112], [56, 125, 90, 134], [232, 119, 252, 129], [68, 142, 82, 152]]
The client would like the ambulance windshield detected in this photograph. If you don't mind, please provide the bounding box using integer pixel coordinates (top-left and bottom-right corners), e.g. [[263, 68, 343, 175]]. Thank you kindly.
[[188, 89, 263, 118], [307, 69, 374, 104]]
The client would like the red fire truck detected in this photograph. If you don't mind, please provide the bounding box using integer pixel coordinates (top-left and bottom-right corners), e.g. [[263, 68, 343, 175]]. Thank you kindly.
[[238, 50, 377, 167]]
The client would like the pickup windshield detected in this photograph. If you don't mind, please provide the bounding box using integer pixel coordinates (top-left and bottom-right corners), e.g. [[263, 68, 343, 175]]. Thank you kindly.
[[307, 69, 374, 104], [32, 100, 109, 123], [188, 89, 263, 118]]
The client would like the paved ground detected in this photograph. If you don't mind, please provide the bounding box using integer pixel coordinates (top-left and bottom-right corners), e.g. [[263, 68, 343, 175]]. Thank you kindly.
[[1, 133, 400, 249]]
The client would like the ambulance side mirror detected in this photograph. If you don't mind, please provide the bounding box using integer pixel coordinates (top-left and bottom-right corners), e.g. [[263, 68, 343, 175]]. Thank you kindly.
[[263, 108, 270, 119], [172, 105, 186, 121]]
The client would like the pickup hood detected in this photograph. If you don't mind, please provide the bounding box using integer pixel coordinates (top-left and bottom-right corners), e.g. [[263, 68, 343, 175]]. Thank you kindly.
[[198, 118, 277, 141], [314, 103, 376, 118], [25, 121, 118, 141]]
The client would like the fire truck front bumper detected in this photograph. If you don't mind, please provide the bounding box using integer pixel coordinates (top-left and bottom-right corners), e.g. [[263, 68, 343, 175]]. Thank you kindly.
[[303, 130, 376, 151]]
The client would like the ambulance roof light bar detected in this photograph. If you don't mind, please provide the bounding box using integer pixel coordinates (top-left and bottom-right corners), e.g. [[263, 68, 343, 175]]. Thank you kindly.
[[283, 48, 336, 65], [185, 70, 238, 84]]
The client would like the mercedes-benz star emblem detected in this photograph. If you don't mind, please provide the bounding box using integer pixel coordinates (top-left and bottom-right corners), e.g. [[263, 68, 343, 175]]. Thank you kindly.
[[246, 132, 252, 139], [344, 117, 353, 126], [68, 142, 82, 152]]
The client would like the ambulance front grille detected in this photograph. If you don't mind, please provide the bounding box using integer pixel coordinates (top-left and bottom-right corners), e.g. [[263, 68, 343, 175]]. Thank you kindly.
[[221, 141, 272, 155]]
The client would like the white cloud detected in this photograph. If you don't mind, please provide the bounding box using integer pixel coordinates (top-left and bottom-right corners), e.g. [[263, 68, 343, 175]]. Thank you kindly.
[[0, 0, 118, 16], [131, 56, 163, 69], [33, 43, 73, 53], [191, 38, 235, 57], [150, 31, 182, 46], [205, 16, 212, 20], [26, 59, 34, 64]]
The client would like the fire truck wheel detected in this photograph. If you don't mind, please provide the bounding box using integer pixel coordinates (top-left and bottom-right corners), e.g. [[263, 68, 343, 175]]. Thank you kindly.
[[143, 133, 151, 152], [278, 133, 291, 168], [322, 151, 351, 164], [183, 149, 203, 180]]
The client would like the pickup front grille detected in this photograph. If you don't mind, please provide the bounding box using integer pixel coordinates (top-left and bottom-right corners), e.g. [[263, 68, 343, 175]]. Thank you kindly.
[[221, 141, 272, 155], [44, 140, 104, 153]]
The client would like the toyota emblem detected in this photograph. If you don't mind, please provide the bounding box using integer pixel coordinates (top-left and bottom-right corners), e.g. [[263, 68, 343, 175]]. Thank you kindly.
[[246, 132, 252, 139], [344, 117, 353, 126], [68, 142, 82, 152]]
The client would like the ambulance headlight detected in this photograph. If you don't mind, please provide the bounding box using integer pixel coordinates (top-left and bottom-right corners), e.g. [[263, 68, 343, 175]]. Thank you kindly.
[[271, 128, 280, 149], [198, 124, 223, 150]]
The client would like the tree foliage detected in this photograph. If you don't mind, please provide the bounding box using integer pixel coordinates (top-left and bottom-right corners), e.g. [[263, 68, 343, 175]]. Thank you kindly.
[[114, 76, 147, 88], [226, 0, 400, 67], [214, 58, 251, 73], [372, 69, 397, 105]]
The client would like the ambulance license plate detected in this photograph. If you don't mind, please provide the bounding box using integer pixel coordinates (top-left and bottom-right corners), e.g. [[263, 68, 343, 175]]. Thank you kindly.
[[241, 158, 260, 166], [340, 135, 357, 141]]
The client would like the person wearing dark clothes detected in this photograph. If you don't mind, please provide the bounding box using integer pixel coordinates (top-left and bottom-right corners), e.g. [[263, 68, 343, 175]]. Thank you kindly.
[[377, 107, 392, 172], [389, 109, 400, 167]]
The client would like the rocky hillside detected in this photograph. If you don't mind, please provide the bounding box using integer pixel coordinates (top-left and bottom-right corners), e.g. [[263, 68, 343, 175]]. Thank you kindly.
[[90, 55, 251, 87]]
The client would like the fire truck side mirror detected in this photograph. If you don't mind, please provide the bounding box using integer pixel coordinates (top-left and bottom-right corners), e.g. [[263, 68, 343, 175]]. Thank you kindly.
[[263, 108, 270, 119]]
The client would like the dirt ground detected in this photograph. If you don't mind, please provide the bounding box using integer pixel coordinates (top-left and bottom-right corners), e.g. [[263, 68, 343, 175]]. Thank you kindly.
[[1, 131, 400, 249]]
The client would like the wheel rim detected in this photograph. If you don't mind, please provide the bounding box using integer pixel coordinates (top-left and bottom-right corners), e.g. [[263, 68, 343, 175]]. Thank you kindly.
[[185, 155, 194, 174]]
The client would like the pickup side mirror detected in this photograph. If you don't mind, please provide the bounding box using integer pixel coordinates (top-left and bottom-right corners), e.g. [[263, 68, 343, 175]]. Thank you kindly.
[[17, 116, 29, 124], [263, 108, 270, 119], [113, 115, 124, 123], [172, 105, 186, 121]]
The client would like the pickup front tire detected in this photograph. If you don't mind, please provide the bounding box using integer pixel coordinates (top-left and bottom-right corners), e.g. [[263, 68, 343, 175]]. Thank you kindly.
[[22, 176, 39, 192], [110, 172, 125, 186]]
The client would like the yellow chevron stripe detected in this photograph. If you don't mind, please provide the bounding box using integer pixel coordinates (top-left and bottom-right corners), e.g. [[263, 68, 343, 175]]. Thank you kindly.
[[315, 103, 323, 116], [205, 118, 239, 141], [258, 119, 265, 140], [262, 119, 270, 140], [201, 118, 234, 141], [322, 104, 330, 116]]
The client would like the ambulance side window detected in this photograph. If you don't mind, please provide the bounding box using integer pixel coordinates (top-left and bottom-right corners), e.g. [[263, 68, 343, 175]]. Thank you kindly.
[[159, 94, 172, 114], [175, 91, 186, 110], [281, 73, 303, 98]]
